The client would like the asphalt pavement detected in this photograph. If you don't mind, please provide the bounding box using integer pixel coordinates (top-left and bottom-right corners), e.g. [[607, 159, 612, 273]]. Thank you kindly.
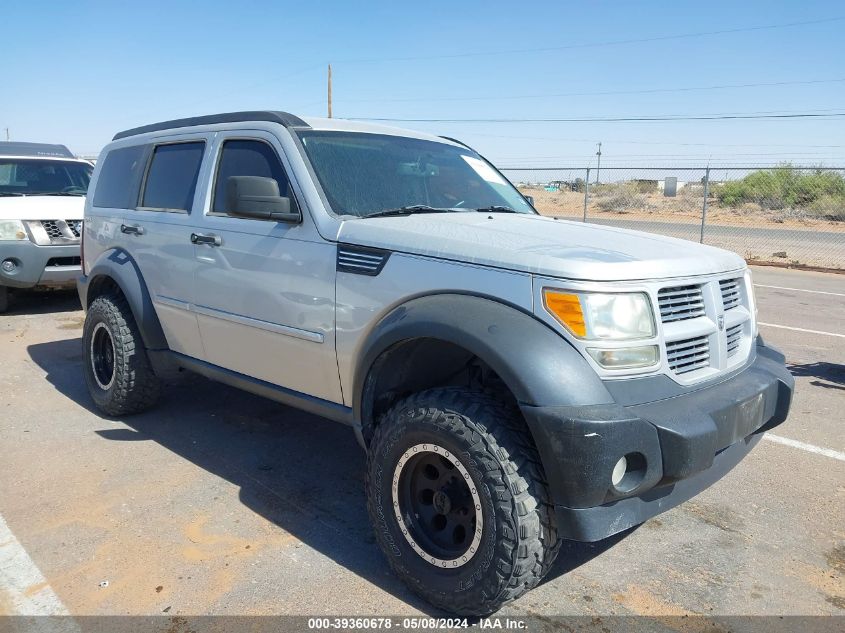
[[0, 265, 842, 628]]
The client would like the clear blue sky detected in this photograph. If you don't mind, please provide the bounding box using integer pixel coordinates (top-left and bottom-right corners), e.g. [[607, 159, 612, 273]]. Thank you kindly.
[[3, 0, 844, 166]]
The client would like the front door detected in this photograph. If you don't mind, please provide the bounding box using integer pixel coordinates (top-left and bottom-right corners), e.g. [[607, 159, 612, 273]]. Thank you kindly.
[[191, 133, 341, 403]]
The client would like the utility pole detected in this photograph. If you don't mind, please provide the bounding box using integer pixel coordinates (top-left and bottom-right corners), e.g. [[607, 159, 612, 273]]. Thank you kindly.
[[327, 64, 333, 119], [3, 128, 8, 141], [595, 142, 602, 184]]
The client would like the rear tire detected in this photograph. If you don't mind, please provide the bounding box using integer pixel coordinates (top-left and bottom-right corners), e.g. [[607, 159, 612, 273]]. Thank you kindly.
[[83, 294, 160, 415], [366, 388, 560, 616]]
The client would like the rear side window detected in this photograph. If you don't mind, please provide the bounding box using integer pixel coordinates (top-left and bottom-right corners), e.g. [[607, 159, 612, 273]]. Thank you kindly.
[[93, 145, 147, 208], [141, 142, 205, 211], [212, 139, 294, 214]]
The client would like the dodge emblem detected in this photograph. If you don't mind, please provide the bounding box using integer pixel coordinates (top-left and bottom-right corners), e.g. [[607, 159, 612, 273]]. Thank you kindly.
[[718, 315, 725, 331]]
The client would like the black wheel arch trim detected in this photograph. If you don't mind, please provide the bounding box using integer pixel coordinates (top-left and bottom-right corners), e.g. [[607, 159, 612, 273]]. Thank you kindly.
[[77, 248, 169, 351], [352, 293, 614, 430]]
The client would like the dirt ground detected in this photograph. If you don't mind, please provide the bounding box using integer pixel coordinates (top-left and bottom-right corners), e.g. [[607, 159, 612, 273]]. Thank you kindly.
[[522, 187, 845, 232]]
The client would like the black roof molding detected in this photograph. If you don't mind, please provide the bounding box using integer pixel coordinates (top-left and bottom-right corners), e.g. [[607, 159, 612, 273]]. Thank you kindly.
[[113, 111, 310, 141], [0, 142, 74, 158]]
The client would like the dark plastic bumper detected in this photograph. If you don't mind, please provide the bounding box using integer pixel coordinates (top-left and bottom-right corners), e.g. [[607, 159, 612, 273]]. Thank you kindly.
[[0, 240, 80, 289], [520, 339, 794, 542]]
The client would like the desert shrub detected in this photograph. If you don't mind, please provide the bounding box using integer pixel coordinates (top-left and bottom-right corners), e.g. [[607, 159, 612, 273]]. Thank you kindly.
[[594, 182, 651, 212], [716, 165, 845, 215]]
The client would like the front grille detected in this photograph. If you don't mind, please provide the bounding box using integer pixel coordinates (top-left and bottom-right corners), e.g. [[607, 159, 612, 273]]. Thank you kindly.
[[37, 219, 80, 243], [666, 335, 710, 374], [658, 284, 705, 323], [66, 219, 82, 237], [40, 220, 65, 240], [720, 278, 741, 311], [726, 324, 743, 357]]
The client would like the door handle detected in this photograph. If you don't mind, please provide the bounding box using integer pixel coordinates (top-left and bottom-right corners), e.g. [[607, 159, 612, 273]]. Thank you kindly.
[[191, 232, 222, 246], [120, 224, 145, 236]]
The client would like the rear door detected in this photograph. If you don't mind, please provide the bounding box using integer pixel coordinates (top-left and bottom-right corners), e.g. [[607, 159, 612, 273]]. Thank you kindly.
[[191, 132, 341, 403], [122, 136, 211, 359]]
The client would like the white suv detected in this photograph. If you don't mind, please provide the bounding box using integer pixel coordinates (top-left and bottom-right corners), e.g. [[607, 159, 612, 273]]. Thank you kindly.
[[0, 142, 92, 312], [78, 111, 794, 615]]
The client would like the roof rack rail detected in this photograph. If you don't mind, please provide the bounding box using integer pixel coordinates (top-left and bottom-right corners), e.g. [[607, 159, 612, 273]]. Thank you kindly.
[[0, 142, 75, 158], [113, 111, 310, 141]]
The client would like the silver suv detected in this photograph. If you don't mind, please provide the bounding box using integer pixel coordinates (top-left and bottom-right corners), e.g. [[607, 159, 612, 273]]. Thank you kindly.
[[78, 111, 794, 615]]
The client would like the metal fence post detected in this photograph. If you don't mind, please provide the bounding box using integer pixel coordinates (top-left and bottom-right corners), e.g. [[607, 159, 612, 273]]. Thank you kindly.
[[700, 166, 710, 243], [583, 167, 591, 222]]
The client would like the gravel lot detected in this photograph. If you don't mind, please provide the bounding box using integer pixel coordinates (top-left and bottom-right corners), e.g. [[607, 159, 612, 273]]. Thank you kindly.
[[0, 265, 842, 628]]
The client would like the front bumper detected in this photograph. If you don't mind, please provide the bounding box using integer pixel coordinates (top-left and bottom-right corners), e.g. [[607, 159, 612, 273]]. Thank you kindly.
[[0, 240, 81, 289], [520, 338, 794, 541]]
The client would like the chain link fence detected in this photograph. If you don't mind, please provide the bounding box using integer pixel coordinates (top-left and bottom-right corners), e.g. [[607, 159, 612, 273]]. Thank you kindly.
[[502, 166, 845, 270]]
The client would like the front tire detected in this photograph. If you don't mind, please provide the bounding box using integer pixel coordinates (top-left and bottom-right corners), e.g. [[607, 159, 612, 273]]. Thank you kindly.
[[366, 388, 560, 616], [82, 294, 160, 416]]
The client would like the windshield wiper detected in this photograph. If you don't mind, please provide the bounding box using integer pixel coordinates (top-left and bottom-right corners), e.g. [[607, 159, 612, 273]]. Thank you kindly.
[[475, 206, 519, 213], [361, 205, 458, 219], [0, 192, 25, 197], [38, 192, 86, 197]]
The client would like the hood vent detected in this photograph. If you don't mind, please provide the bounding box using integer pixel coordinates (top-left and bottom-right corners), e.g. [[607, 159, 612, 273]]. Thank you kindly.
[[337, 245, 390, 276]]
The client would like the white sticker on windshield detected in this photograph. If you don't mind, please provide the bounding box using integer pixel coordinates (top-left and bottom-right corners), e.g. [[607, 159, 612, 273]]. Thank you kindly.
[[461, 155, 507, 185]]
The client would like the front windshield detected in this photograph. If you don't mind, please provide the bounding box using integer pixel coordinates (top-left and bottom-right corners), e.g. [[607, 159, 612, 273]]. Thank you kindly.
[[0, 159, 92, 196], [297, 131, 534, 217]]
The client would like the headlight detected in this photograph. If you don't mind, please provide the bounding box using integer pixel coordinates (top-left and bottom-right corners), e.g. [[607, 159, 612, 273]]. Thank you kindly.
[[543, 289, 655, 340], [0, 220, 28, 241]]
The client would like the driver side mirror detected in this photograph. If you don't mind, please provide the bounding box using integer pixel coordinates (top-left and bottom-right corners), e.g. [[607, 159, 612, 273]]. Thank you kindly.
[[525, 195, 535, 206], [225, 176, 301, 223]]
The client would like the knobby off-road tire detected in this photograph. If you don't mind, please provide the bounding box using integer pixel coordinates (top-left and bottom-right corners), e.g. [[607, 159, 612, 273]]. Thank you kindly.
[[82, 294, 160, 416], [366, 387, 560, 616]]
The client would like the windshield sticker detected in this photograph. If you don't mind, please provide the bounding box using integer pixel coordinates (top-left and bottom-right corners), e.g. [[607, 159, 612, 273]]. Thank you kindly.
[[461, 155, 507, 185]]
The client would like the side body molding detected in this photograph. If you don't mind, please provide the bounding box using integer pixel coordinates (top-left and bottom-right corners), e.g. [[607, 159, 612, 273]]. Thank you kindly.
[[353, 294, 615, 426], [77, 248, 168, 351]]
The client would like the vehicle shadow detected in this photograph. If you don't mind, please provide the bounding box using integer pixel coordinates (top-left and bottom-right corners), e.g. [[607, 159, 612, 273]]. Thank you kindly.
[[2, 289, 81, 316], [788, 361, 845, 391], [28, 337, 620, 612]]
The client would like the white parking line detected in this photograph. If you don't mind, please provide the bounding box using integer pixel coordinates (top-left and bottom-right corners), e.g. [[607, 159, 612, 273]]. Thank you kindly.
[[758, 322, 845, 338], [755, 284, 845, 298], [0, 512, 78, 628], [764, 434, 845, 462]]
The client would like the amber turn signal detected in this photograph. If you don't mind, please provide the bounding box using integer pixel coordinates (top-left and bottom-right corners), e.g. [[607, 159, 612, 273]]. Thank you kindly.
[[543, 290, 587, 337]]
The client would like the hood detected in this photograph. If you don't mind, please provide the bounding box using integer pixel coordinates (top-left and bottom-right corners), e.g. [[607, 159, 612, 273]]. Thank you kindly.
[[336, 213, 745, 282], [0, 195, 85, 221]]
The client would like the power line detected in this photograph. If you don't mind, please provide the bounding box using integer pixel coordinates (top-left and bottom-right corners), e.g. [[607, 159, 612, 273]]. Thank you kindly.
[[351, 112, 845, 123], [331, 77, 845, 104], [459, 132, 845, 149], [336, 16, 845, 64]]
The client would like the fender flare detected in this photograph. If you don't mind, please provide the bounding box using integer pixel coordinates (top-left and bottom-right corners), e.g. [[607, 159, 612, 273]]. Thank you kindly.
[[78, 248, 168, 350], [352, 293, 615, 426]]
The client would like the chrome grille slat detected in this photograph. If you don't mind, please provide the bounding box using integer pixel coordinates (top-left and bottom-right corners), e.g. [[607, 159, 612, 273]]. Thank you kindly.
[[658, 284, 705, 323], [726, 324, 743, 357], [666, 335, 710, 374], [720, 279, 741, 311]]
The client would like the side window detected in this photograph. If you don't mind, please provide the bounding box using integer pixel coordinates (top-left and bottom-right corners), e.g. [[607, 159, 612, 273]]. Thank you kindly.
[[141, 142, 205, 212], [212, 139, 295, 214], [92, 145, 147, 208]]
